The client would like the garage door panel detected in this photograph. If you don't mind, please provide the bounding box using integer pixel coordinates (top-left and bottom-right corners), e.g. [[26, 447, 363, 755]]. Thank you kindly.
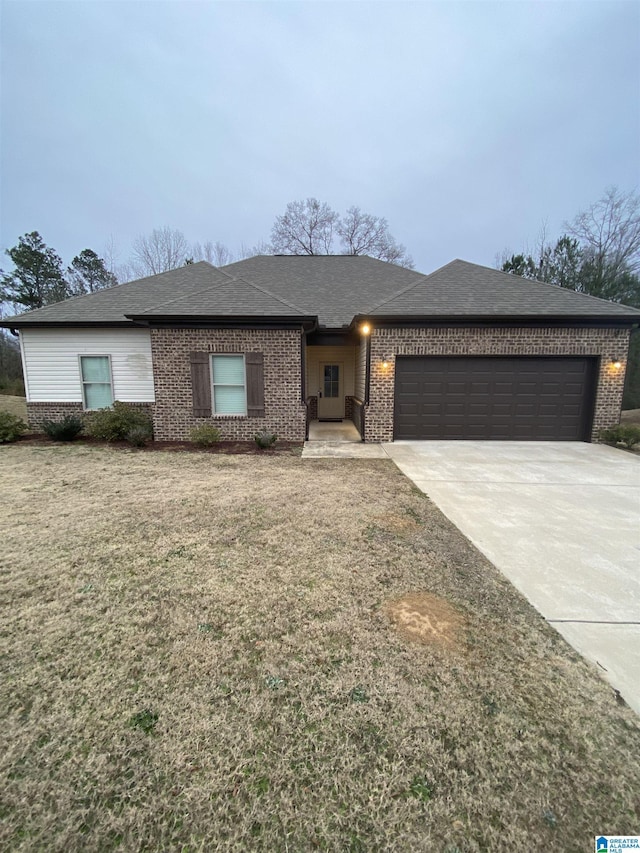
[[394, 356, 596, 441]]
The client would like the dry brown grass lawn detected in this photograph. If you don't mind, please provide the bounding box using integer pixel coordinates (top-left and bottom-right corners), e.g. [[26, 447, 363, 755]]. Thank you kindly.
[[621, 408, 640, 425], [0, 394, 27, 421], [1, 445, 638, 852]]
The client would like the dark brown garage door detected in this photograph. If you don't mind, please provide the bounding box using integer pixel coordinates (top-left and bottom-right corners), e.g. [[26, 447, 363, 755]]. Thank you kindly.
[[394, 356, 597, 441]]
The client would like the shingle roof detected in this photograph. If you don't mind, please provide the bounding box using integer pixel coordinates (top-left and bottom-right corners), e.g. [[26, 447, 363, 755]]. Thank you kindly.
[[0, 263, 230, 324], [2, 256, 638, 329], [366, 260, 640, 319], [221, 255, 420, 327], [0, 262, 309, 325]]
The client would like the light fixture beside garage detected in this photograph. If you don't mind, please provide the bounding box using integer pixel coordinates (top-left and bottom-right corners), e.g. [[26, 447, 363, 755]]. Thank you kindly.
[[360, 322, 371, 335], [611, 358, 622, 370], [381, 356, 391, 369]]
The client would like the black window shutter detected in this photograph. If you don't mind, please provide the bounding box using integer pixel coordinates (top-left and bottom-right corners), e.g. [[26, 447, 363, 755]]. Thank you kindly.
[[190, 352, 212, 417], [245, 352, 265, 418]]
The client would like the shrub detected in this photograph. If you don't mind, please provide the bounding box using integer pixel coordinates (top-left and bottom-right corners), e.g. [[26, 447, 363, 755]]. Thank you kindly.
[[0, 377, 26, 396], [42, 414, 84, 442], [254, 430, 277, 449], [190, 424, 221, 447], [0, 410, 27, 443], [85, 401, 153, 442], [598, 424, 640, 450], [126, 425, 152, 447]]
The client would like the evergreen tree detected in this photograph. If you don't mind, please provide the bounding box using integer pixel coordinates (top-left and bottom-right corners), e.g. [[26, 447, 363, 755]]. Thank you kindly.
[[67, 248, 118, 295], [1, 232, 70, 310]]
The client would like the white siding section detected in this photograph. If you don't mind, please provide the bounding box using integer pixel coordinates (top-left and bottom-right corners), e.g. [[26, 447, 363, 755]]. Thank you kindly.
[[21, 328, 155, 403]]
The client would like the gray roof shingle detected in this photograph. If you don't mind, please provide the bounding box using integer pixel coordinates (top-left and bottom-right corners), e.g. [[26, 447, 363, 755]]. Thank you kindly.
[[2, 256, 638, 329], [221, 255, 420, 327], [365, 259, 640, 319], [0, 263, 233, 324]]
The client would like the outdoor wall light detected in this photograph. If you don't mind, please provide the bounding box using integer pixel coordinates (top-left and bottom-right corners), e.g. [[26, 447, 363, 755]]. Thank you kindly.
[[360, 323, 371, 335], [611, 359, 622, 370], [381, 356, 391, 369]]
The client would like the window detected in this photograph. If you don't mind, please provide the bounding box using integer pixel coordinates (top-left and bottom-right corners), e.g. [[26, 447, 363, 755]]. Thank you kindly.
[[80, 355, 113, 410], [323, 364, 340, 398], [211, 354, 246, 415]]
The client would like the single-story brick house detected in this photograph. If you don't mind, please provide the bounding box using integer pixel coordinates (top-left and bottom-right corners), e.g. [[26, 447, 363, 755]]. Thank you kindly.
[[2, 255, 639, 443]]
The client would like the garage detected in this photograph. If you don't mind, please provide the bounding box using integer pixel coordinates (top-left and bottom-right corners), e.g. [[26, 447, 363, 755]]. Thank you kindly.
[[393, 356, 598, 441]]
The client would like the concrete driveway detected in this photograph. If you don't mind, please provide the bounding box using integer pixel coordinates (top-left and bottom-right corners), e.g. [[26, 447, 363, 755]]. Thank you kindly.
[[383, 440, 640, 714]]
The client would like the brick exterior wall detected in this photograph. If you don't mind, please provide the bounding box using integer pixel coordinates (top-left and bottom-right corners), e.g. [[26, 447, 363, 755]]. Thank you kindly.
[[26, 401, 153, 431], [345, 395, 354, 420], [150, 328, 307, 441], [364, 326, 631, 443], [352, 399, 365, 438], [306, 395, 318, 420], [25, 325, 630, 445]]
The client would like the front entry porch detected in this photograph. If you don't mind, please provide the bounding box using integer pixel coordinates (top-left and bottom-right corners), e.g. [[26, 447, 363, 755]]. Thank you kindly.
[[307, 419, 361, 442], [303, 419, 387, 458], [305, 336, 366, 441], [302, 420, 388, 459]]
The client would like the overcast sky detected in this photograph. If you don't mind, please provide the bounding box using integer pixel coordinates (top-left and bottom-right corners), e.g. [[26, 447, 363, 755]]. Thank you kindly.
[[1, 0, 638, 277]]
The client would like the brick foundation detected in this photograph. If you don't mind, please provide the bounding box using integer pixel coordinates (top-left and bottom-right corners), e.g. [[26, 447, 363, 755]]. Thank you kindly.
[[352, 399, 365, 437], [364, 326, 630, 442], [150, 328, 306, 441], [345, 395, 354, 420], [26, 401, 153, 431]]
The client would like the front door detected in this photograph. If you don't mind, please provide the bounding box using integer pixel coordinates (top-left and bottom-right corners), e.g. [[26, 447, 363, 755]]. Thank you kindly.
[[318, 363, 343, 419]]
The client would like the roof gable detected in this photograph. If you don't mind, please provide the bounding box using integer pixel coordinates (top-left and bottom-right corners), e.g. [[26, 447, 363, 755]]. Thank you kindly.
[[221, 255, 421, 327], [367, 259, 640, 319]]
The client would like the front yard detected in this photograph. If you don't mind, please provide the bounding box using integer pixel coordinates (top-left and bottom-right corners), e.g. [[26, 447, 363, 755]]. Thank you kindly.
[[1, 444, 638, 851]]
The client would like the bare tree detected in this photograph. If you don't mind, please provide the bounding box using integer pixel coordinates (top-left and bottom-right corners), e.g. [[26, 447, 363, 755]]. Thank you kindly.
[[337, 206, 413, 267], [566, 186, 640, 278], [271, 198, 339, 255], [338, 206, 388, 255], [499, 187, 640, 305], [191, 240, 236, 266], [103, 235, 119, 279], [237, 240, 272, 260], [270, 198, 413, 266], [131, 227, 190, 276], [102, 236, 135, 283]]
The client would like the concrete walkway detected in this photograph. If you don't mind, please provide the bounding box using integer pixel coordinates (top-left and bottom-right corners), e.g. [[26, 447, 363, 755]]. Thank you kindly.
[[302, 440, 387, 458], [303, 420, 388, 458], [383, 440, 640, 713]]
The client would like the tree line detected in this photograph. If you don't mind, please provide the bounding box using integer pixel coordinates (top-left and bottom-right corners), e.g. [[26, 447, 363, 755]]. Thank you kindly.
[[498, 187, 640, 408], [1, 189, 639, 405], [0, 199, 413, 313], [498, 187, 640, 307]]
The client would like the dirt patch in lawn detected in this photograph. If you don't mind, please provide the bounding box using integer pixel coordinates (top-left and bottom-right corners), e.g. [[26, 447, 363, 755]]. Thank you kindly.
[[1, 445, 639, 852], [386, 592, 467, 650]]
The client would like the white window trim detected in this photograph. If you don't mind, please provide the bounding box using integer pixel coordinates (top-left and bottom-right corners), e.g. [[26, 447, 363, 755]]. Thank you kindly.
[[78, 354, 114, 410], [210, 354, 247, 417]]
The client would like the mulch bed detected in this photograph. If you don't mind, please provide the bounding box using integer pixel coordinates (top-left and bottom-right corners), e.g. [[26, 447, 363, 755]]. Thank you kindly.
[[14, 434, 303, 455]]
